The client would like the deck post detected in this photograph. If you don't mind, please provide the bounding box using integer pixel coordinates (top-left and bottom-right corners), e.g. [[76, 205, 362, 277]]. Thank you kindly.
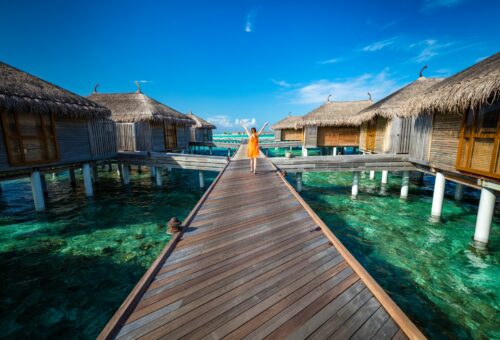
[[474, 188, 495, 246], [333, 147, 337, 156], [352, 172, 359, 199], [31, 170, 46, 211], [199, 171, 205, 189], [52, 172, 56, 180], [82, 163, 94, 197], [150, 166, 156, 177], [122, 164, 131, 185], [454, 183, 464, 201], [69, 169, 76, 186], [209, 147, 213, 155], [227, 148, 231, 157], [400, 171, 410, 199], [296, 172, 303, 192], [431, 172, 445, 221], [92, 165, 99, 183], [369, 170, 375, 180], [302, 146, 308, 157], [40, 173, 48, 197], [381, 170, 388, 185], [155, 167, 162, 186]]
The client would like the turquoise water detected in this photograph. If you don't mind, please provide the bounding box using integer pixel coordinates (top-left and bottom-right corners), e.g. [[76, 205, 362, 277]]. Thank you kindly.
[[0, 167, 216, 338], [280, 168, 499, 339]]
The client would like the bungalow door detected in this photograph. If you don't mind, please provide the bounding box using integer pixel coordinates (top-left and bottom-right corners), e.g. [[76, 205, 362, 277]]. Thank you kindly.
[[164, 123, 177, 149], [456, 103, 500, 179], [365, 119, 377, 152]]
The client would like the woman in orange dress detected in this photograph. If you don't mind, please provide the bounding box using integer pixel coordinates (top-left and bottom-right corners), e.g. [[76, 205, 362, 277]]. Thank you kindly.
[[241, 121, 268, 174]]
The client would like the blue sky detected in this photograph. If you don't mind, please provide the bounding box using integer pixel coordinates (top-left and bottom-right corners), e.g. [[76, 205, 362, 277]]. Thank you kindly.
[[1, 0, 499, 131]]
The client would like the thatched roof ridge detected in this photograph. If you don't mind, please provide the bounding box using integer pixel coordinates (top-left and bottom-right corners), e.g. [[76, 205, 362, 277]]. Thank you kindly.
[[408, 52, 500, 115], [186, 112, 216, 129], [358, 77, 443, 121], [271, 115, 303, 130], [0, 62, 111, 119], [88, 93, 194, 125], [296, 99, 373, 127]]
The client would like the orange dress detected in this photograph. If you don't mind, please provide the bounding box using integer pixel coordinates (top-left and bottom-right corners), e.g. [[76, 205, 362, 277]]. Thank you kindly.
[[247, 134, 260, 158]]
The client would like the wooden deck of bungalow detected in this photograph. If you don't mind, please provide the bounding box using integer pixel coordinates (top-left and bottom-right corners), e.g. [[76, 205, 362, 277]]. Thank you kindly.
[[99, 144, 425, 340]]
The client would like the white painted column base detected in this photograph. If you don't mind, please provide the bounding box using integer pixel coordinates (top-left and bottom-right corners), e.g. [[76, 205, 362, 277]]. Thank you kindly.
[[352, 172, 359, 199], [369, 170, 375, 180], [82, 163, 94, 197], [199, 171, 205, 189], [122, 164, 131, 185], [31, 171, 46, 211], [301, 146, 308, 157], [381, 170, 388, 185], [296, 172, 303, 193], [155, 167, 162, 186], [431, 172, 445, 221], [474, 188, 495, 245], [333, 147, 338, 156], [400, 171, 410, 199], [454, 183, 464, 201]]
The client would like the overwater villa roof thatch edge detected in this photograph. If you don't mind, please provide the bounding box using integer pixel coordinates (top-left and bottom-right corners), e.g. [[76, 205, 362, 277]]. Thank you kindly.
[[408, 52, 500, 115], [186, 112, 216, 129], [271, 115, 304, 130], [0, 62, 111, 119], [88, 92, 195, 125], [295, 99, 373, 128], [357, 76, 444, 122]]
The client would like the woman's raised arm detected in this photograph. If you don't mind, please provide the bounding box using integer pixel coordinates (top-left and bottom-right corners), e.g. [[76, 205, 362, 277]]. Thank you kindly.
[[258, 121, 269, 136], [240, 121, 251, 137]]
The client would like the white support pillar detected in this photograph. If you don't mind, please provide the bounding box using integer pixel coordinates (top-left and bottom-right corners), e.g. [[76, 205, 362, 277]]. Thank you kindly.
[[400, 171, 410, 199], [150, 166, 156, 178], [227, 148, 231, 157], [431, 172, 445, 221], [199, 171, 205, 189], [52, 172, 56, 180], [31, 171, 46, 211], [454, 183, 465, 201], [69, 169, 76, 186], [209, 147, 213, 155], [122, 164, 131, 185], [381, 170, 388, 185], [82, 163, 94, 197], [296, 172, 303, 192], [155, 167, 162, 186], [302, 146, 308, 157], [369, 170, 375, 180], [474, 188, 495, 245], [352, 172, 360, 199], [333, 147, 338, 156]]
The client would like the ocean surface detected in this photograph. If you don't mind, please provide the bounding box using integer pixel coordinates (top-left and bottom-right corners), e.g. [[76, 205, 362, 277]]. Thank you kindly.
[[264, 148, 499, 339]]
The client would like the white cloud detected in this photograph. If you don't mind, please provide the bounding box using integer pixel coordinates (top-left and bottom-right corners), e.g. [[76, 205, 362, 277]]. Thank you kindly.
[[409, 39, 455, 62], [361, 37, 399, 52], [207, 115, 234, 129], [271, 79, 292, 88], [476, 56, 487, 63], [420, 0, 465, 12], [289, 70, 401, 105], [245, 9, 259, 33], [235, 118, 257, 128], [317, 58, 342, 65]]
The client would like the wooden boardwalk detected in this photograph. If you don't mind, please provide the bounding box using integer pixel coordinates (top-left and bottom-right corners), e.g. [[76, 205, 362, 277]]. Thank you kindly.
[[99, 146, 424, 340]]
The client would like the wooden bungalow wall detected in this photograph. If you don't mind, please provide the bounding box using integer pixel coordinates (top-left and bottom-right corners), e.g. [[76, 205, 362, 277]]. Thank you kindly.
[[190, 128, 213, 143], [176, 125, 190, 150], [0, 117, 115, 172], [87, 119, 117, 159], [281, 129, 303, 141], [408, 114, 433, 163], [428, 114, 462, 170], [304, 126, 317, 147], [274, 129, 281, 141], [151, 123, 165, 151], [116, 123, 136, 151], [359, 123, 367, 151], [135, 122, 152, 152], [317, 126, 360, 147]]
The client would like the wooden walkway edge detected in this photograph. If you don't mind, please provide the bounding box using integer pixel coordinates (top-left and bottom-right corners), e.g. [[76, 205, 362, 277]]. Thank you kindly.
[[98, 145, 425, 340]]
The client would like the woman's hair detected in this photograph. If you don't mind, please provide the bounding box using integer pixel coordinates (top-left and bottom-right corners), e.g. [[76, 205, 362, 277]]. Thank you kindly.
[[251, 127, 257, 134]]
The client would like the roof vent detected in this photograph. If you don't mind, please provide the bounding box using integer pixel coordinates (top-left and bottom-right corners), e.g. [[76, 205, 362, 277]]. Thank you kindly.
[[93, 83, 99, 94], [419, 65, 428, 78], [134, 81, 142, 94], [327, 94, 332, 102], [367, 92, 372, 101]]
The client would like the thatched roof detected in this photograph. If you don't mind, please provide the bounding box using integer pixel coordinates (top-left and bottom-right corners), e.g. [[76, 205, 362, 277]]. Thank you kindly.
[[186, 112, 216, 129], [295, 99, 373, 128], [408, 52, 500, 115], [0, 62, 110, 119], [358, 77, 443, 121], [88, 93, 194, 125], [271, 115, 303, 130]]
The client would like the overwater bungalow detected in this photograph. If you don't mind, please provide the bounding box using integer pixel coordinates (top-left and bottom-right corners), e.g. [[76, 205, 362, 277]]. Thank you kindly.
[[0, 62, 116, 210], [407, 52, 500, 245], [358, 69, 443, 157], [89, 89, 194, 153], [295, 97, 372, 155], [271, 115, 303, 142], [186, 112, 216, 145]]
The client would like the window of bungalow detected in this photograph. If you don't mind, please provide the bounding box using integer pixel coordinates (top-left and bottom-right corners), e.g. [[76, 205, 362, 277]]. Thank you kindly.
[[457, 103, 500, 178], [0, 110, 59, 166], [164, 123, 177, 149]]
